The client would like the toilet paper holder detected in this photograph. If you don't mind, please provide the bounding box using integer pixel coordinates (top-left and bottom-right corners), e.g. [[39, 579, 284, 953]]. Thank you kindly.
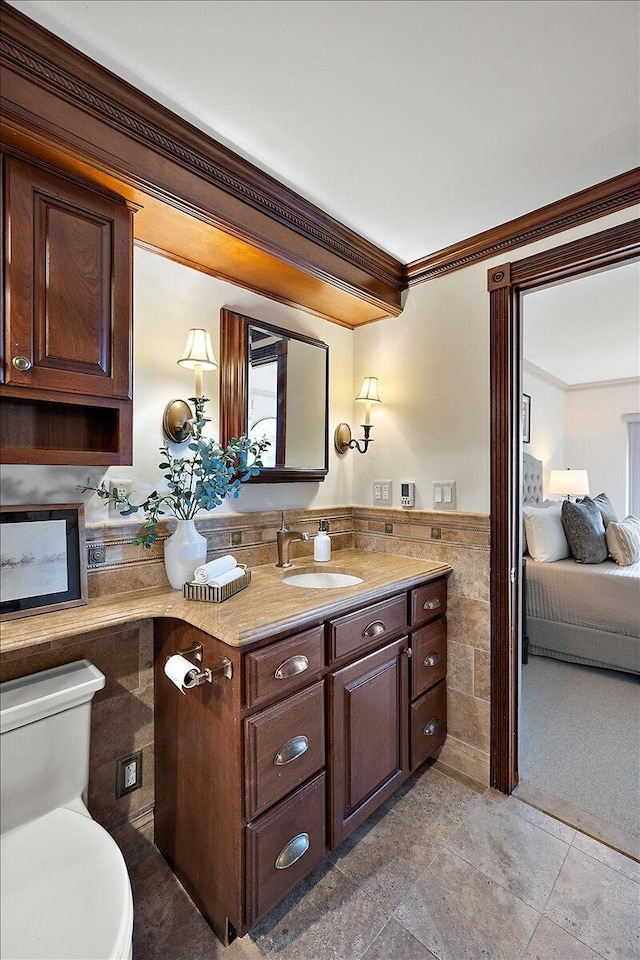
[[169, 641, 233, 687]]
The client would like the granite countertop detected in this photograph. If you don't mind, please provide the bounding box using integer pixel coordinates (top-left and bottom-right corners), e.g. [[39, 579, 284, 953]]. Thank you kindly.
[[0, 549, 451, 654]]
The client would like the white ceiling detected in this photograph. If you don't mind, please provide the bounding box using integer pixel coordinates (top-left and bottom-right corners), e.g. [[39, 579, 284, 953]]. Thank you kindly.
[[523, 260, 640, 385], [7, 0, 639, 263]]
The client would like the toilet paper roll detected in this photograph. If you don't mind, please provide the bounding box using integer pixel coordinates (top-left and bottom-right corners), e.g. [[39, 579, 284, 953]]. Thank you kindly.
[[208, 567, 245, 588], [164, 654, 197, 694], [193, 554, 237, 583]]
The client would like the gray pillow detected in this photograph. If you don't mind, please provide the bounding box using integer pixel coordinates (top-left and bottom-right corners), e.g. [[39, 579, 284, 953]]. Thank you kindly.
[[561, 498, 608, 563], [590, 492, 619, 528]]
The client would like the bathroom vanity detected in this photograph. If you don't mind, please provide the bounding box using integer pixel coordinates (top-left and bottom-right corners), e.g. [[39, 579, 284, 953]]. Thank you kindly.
[[153, 553, 450, 944]]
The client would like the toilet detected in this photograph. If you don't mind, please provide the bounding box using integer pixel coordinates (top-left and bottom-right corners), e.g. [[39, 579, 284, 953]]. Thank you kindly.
[[0, 660, 134, 960]]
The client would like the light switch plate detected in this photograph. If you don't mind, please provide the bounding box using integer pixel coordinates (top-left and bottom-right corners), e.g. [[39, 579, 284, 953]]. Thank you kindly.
[[432, 481, 457, 510]]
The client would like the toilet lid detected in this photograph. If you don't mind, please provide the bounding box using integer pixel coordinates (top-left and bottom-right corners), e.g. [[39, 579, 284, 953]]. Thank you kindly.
[[1, 807, 133, 960]]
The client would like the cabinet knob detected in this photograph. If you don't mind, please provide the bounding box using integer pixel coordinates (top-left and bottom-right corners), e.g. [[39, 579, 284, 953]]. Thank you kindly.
[[423, 597, 441, 611], [362, 619, 385, 638], [423, 652, 441, 668], [423, 718, 441, 736], [274, 735, 309, 766], [274, 655, 309, 679], [12, 356, 32, 372], [275, 832, 310, 870]]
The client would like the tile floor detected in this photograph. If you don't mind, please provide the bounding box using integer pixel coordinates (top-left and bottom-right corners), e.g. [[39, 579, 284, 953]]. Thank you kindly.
[[113, 764, 640, 960]]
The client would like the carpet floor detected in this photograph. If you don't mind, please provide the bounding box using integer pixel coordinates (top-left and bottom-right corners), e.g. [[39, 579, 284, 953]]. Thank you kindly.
[[519, 654, 640, 839]]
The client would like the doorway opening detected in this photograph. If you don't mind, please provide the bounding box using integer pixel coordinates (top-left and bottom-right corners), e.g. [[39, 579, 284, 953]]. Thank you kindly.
[[487, 218, 640, 853]]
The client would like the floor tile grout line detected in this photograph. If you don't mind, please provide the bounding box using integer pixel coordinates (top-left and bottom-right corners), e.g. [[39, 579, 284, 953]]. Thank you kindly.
[[537, 834, 572, 917], [324, 862, 394, 960], [545, 918, 611, 960], [441, 845, 552, 917], [569, 836, 640, 882], [506, 796, 577, 844]]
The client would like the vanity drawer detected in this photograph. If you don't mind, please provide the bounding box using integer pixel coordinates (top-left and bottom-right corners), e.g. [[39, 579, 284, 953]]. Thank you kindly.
[[410, 578, 447, 627], [244, 624, 325, 709], [411, 618, 447, 699], [245, 772, 326, 927], [328, 594, 406, 663], [245, 681, 325, 820], [410, 679, 447, 771]]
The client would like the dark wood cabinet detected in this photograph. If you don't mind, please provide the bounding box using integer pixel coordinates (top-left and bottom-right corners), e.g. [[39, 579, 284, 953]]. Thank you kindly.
[[1, 154, 135, 464], [329, 635, 409, 847], [154, 573, 448, 945]]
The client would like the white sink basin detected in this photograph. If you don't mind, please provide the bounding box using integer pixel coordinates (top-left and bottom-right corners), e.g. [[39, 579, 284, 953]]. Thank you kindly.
[[282, 572, 364, 589]]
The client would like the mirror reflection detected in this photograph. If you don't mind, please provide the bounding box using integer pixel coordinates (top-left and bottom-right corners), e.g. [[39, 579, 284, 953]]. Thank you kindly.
[[220, 309, 329, 482]]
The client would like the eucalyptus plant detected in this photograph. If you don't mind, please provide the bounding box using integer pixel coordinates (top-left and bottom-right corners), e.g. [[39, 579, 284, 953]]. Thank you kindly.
[[78, 416, 269, 548]]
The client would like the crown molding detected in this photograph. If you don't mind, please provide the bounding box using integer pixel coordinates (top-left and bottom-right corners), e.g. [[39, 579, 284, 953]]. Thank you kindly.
[[404, 169, 640, 286], [523, 360, 567, 391], [0, 1, 403, 312], [567, 375, 640, 392]]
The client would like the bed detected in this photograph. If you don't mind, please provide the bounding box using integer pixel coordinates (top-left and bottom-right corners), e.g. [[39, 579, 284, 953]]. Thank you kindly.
[[522, 452, 640, 675]]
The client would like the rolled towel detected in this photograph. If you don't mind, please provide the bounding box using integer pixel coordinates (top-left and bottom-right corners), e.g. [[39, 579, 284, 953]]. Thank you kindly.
[[208, 567, 245, 588], [194, 555, 237, 583]]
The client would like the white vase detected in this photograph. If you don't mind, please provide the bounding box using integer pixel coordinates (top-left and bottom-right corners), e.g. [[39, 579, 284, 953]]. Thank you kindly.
[[163, 519, 207, 589]]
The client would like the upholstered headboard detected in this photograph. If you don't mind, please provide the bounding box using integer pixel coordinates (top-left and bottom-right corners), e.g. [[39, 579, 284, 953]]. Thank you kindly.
[[523, 451, 543, 503]]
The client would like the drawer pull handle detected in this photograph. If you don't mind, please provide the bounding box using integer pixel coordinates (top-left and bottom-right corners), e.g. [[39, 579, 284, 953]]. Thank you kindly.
[[274, 655, 309, 679], [275, 832, 310, 870], [423, 597, 441, 611], [12, 356, 32, 372], [362, 619, 386, 638], [423, 718, 441, 737], [274, 735, 309, 766], [423, 652, 441, 668]]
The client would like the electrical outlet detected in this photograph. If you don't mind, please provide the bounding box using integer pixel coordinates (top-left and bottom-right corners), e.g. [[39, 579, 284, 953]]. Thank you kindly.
[[116, 750, 143, 798], [374, 480, 393, 504], [108, 479, 134, 518]]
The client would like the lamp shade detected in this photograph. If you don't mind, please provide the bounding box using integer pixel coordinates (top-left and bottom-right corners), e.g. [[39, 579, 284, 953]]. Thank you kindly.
[[177, 328, 218, 370], [548, 469, 590, 497], [355, 376, 382, 404]]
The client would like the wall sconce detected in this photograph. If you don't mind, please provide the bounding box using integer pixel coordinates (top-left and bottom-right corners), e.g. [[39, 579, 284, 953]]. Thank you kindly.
[[163, 328, 218, 443], [334, 376, 382, 454], [548, 468, 590, 500]]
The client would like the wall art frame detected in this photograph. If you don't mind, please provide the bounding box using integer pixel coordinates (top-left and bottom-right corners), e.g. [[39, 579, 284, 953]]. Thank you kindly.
[[521, 394, 531, 444], [0, 503, 88, 621]]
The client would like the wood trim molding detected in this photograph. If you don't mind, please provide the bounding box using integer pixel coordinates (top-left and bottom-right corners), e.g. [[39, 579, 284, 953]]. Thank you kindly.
[[488, 218, 640, 794], [0, 1, 403, 310], [406, 169, 640, 286]]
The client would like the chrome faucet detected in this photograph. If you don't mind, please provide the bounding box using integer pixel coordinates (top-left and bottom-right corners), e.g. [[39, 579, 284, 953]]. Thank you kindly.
[[276, 512, 310, 568]]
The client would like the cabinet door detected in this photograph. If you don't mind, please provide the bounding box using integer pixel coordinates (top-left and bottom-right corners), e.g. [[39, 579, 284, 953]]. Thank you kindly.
[[3, 157, 132, 399], [329, 636, 409, 847]]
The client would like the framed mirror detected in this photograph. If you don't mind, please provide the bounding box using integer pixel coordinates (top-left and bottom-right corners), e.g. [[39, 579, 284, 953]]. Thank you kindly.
[[220, 309, 329, 482]]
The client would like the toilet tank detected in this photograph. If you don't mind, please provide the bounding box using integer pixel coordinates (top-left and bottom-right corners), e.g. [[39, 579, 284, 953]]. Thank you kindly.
[[0, 660, 105, 834]]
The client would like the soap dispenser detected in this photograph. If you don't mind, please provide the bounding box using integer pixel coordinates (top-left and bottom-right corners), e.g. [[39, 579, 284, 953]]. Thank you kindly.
[[314, 520, 331, 562]]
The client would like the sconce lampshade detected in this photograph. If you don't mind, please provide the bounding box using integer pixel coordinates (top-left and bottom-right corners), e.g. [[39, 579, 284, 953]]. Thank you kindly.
[[355, 376, 382, 404], [548, 469, 590, 498], [177, 328, 218, 371]]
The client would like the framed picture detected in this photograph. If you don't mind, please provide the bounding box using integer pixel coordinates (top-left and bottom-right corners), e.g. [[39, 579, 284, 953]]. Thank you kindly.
[[0, 504, 87, 621], [521, 393, 531, 444]]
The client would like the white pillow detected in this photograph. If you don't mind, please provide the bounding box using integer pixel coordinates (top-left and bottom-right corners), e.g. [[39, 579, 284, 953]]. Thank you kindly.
[[522, 500, 557, 556], [606, 515, 640, 566], [523, 501, 570, 562]]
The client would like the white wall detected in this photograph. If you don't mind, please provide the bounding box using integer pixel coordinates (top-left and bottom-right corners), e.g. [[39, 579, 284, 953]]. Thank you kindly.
[[0, 247, 355, 522], [351, 208, 638, 514], [565, 381, 640, 518], [522, 369, 566, 494]]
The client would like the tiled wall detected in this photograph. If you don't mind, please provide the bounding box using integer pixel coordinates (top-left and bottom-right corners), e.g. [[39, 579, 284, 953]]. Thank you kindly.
[[0, 504, 490, 834], [353, 507, 491, 785], [0, 620, 155, 831]]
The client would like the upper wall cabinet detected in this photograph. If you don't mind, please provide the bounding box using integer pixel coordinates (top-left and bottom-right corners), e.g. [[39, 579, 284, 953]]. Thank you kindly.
[[1, 154, 135, 465]]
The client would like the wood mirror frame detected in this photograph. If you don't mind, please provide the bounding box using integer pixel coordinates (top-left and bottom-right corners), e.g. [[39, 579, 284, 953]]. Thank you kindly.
[[219, 308, 329, 483]]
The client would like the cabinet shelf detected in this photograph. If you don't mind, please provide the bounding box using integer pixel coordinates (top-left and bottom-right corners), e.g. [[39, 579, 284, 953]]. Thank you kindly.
[[0, 394, 132, 465]]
